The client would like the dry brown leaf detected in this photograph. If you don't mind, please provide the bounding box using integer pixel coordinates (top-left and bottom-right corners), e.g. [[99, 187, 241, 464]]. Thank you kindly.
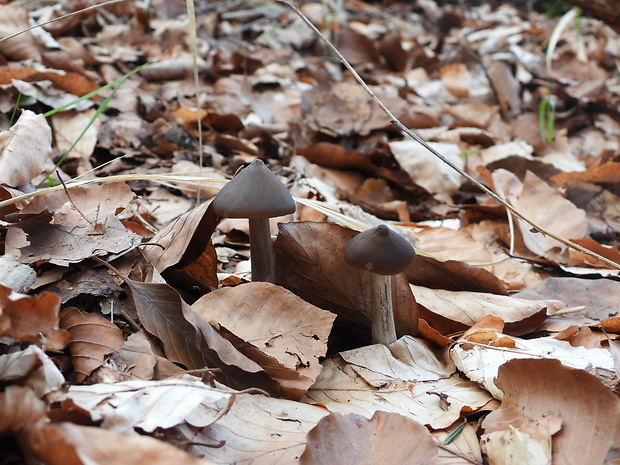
[[0, 284, 69, 350], [440, 63, 471, 98], [192, 282, 336, 400], [0, 110, 52, 187], [514, 277, 620, 323], [176, 393, 329, 465], [111, 331, 158, 380], [296, 142, 376, 172], [487, 60, 521, 116], [0, 345, 65, 399], [6, 214, 141, 266], [129, 276, 278, 392], [61, 378, 234, 432], [492, 169, 588, 261], [433, 423, 484, 465], [482, 359, 620, 465], [22, 421, 217, 465], [52, 182, 137, 226], [50, 110, 98, 175], [303, 336, 492, 429], [126, 278, 211, 370], [412, 285, 552, 336], [380, 31, 409, 72], [0, 385, 47, 435], [59, 307, 124, 383], [142, 200, 219, 273], [405, 255, 508, 294], [300, 411, 438, 465], [0, 6, 41, 61], [389, 140, 464, 204], [451, 331, 615, 399], [551, 161, 620, 185], [274, 221, 418, 342]]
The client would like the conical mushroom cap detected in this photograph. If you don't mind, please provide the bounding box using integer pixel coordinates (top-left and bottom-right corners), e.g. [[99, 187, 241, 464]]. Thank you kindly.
[[344, 224, 415, 275], [212, 159, 296, 219]]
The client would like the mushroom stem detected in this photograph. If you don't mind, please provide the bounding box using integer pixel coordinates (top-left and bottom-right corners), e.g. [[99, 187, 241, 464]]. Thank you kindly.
[[368, 272, 397, 345], [248, 218, 274, 282]]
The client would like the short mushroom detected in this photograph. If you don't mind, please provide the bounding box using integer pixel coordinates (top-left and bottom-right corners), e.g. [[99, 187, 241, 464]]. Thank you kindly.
[[212, 159, 296, 283], [344, 224, 415, 345]]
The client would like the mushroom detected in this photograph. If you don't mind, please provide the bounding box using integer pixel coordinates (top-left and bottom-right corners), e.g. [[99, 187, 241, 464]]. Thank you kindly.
[[212, 159, 296, 282], [344, 224, 415, 345]]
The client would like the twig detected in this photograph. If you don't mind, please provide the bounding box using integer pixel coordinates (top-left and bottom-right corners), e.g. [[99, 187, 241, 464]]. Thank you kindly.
[[277, 0, 620, 271]]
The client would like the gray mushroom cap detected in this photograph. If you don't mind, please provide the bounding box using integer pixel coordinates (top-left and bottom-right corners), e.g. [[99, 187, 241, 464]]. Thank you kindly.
[[212, 159, 296, 219], [344, 224, 416, 275]]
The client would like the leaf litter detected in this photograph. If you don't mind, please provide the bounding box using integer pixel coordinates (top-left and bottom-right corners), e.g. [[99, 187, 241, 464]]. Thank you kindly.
[[0, 0, 620, 464]]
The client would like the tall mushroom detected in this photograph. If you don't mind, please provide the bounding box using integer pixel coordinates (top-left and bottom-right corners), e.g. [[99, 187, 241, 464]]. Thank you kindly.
[[344, 224, 415, 345], [212, 159, 296, 283]]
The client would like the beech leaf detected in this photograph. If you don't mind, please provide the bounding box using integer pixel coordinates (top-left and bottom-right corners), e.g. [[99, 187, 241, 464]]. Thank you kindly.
[[59, 307, 124, 383], [300, 411, 437, 465]]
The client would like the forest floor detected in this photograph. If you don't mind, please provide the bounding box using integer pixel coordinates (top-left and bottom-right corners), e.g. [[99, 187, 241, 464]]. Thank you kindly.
[[1, 0, 620, 464]]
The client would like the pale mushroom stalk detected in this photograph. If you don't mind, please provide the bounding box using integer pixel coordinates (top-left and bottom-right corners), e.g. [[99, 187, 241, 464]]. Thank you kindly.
[[248, 217, 275, 282], [367, 273, 397, 345]]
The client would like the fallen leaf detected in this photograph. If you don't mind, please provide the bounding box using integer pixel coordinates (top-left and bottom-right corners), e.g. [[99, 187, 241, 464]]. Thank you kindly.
[[0, 385, 47, 435], [451, 332, 615, 399], [6, 214, 141, 266], [411, 284, 553, 336], [492, 169, 587, 260], [175, 393, 329, 465], [192, 282, 336, 400], [61, 377, 234, 432], [22, 422, 217, 465], [142, 200, 219, 272], [0, 284, 69, 350], [111, 331, 158, 380], [126, 278, 211, 370], [482, 359, 620, 465], [59, 307, 124, 383], [300, 411, 437, 465], [303, 336, 492, 429], [0, 345, 65, 399], [0, 110, 52, 187]]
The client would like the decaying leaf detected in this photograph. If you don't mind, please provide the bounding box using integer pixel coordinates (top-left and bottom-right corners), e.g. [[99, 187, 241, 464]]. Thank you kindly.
[[0, 110, 52, 186], [0, 283, 69, 350], [177, 393, 330, 465], [303, 336, 492, 429], [0, 345, 65, 399], [451, 329, 615, 399], [142, 199, 219, 272], [126, 278, 211, 370], [412, 284, 556, 336], [482, 359, 620, 465], [0, 385, 47, 435], [22, 422, 217, 465], [59, 307, 124, 383], [192, 282, 336, 400], [61, 377, 235, 432], [300, 411, 438, 465]]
